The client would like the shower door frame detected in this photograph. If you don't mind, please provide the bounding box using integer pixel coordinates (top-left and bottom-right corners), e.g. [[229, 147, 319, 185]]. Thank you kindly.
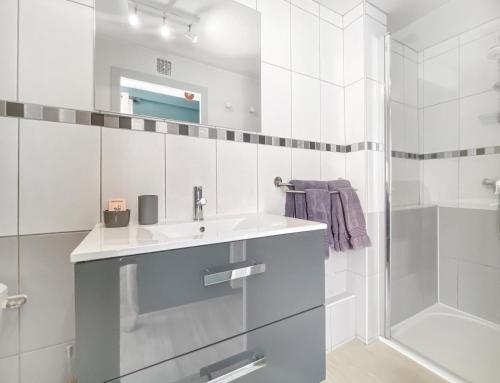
[[383, 33, 392, 340]]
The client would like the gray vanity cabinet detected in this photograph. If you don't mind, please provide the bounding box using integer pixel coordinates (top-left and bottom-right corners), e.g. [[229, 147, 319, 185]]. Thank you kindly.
[[75, 230, 325, 383]]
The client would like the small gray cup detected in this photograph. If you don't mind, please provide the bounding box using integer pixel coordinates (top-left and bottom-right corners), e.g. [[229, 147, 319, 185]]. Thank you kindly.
[[138, 195, 158, 225]]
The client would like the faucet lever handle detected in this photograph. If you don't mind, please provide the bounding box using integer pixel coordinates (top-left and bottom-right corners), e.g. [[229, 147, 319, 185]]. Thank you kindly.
[[197, 197, 207, 206]]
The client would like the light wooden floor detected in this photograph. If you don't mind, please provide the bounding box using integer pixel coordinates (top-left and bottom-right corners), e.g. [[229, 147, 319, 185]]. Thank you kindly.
[[322, 340, 448, 383]]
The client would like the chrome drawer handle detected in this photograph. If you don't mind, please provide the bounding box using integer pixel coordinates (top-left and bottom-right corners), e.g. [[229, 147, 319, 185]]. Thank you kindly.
[[201, 353, 266, 383], [203, 262, 266, 286]]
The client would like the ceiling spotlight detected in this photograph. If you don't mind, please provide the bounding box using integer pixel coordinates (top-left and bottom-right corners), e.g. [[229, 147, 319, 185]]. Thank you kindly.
[[128, 6, 139, 28], [184, 24, 198, 44], [160, 16, 170, 39]]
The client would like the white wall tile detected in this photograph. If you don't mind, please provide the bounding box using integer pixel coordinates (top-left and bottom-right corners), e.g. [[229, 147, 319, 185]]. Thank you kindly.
[[392, 158, 420, 207], [20, 232, 85, 352], [326, 271, 347, 298], [423, 48, 459, 107], [366, 273, 379, 340], [0, 118, 18, 237], [366, 80, 384, 143], [460, 91, 500, 148], [166, 135, 216, 221], [459, 155, 500, 210], [460, 33, 500, 97], [291, 5, 320, 77], [423, 100, 459, 153], [346, 151, 366, 210], [367, 151, 384, 213], [320, 82, 344, 144], [0, 356, 18, 383], [325, 251, 347, 275], [458, 261, 500, 323], [261, 63, 291, 138], [423, 37, 459, 60], [345, 80, 365, 144], [364, 17, 386, 83], [390, 102, 405, 152], [404, 58, 418, 107], [0, 237, 18, 359], [459, 18, 500, 45], [19, 120, 100, 234], [320, 21, 343, 85], [0, 0, 18, 101], [291, 0, 319, 15], [343, 3, 364, 27], [331, 296, 356, 347], [234, 0, 256, 8], [217, 141, 258, 214], [102, 128, 165, 224], [422, 158, 459, 207], [390, 52, 405, 103], [320, 6, 342, 28], [258, 145, 291, 215], [291, 148, 320, 180], [365, 3, 387, 25], [347, 271, 366, 340], [344, 17, 365, 85], [258, 0, 291, 69], [347, 249, 367, 276], [404, 106, 419, 153], [19, 0, 93, 110], [439, 256, 458, 307], [20, 342, 73, 383], [320, 151, 346, 181], [291, 73, 320, 141], [391, 39, 405, 56]]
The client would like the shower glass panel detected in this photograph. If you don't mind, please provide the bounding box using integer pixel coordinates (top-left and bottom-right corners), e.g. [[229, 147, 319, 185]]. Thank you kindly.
[[386, 1, 500, 381]]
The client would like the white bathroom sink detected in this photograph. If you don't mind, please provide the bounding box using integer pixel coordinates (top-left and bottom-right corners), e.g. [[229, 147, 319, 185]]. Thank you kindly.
[[70, 213, 326, 263]]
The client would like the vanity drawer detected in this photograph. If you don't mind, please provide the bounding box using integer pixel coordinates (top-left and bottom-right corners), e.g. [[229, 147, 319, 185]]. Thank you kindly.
[[75, 230, 325, 382], [107, 307, 325, 383]]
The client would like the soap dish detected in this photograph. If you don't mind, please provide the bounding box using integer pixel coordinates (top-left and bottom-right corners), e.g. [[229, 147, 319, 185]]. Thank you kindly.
[[103, 210, 130, 228]]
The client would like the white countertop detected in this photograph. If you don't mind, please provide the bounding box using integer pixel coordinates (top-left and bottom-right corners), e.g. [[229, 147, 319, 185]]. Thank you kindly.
[[70, 213, 326, 263]]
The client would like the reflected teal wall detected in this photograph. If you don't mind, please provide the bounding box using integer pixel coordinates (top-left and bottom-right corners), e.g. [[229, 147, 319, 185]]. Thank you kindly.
[[122, 87, 200, 123]]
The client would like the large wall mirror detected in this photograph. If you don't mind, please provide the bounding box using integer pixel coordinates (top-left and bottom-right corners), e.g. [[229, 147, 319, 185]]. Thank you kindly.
[[95, 0, 261, 132]]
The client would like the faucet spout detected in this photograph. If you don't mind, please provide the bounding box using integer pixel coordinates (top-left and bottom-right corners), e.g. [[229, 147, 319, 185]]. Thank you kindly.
[[193, 186, 207, 221]]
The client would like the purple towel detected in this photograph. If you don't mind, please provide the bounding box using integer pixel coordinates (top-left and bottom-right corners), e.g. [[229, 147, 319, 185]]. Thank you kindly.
[[285, 180, 327, 220], [304, 188, 334, 248], [284, 181, 332, 255], [337, 187, 371, 249], [327, 180, 352, 252]]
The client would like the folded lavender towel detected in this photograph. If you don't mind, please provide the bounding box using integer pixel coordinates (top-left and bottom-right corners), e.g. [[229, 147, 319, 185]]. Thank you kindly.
[[285, 180, 327, 220], [304, 188, 334, 248], [284, 181, 332, 254], [327, 180, 352, 252], [337, 187, 371, 249]]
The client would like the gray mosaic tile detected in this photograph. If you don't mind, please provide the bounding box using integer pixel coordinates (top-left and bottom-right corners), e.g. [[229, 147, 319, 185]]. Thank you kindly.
[[144, 120, 156, 132], [24, 104, 43, 120], [58, 109, 75, 124], [103, 115, 119, 129], [6, 102, 24, 118], [75, 111, 91, 125]]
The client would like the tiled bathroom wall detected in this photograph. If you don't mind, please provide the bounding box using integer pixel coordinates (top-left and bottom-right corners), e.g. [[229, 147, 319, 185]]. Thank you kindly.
[[420, 18, 500, 325], [0, 0, 386, 380], [389, 17, 500, 326]]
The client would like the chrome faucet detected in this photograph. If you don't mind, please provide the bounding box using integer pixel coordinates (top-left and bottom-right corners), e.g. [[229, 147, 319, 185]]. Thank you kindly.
[[193, 186, 207, 221]]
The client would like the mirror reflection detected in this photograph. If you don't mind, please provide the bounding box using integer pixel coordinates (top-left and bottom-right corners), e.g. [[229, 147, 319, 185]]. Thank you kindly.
[[95, 0, 261, 132]]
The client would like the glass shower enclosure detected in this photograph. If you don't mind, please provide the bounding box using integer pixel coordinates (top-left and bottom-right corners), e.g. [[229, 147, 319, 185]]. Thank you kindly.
[[384, 1, 500, 381]]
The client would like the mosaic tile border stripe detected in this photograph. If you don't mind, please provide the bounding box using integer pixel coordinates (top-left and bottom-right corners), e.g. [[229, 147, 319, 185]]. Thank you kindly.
[[0, 100, 384, 153], [392, 146, 500, 160]]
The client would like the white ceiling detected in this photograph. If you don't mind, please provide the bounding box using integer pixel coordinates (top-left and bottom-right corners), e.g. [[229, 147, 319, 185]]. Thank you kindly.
[[316, 0, 451, 32]]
